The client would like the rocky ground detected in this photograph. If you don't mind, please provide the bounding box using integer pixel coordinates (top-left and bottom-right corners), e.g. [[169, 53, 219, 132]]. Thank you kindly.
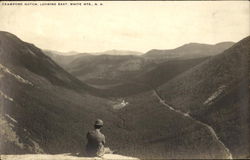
[[1, 154, 139, 160]]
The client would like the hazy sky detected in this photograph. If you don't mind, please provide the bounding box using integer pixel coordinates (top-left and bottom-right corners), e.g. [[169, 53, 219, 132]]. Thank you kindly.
[[0, 1, 249, 55]]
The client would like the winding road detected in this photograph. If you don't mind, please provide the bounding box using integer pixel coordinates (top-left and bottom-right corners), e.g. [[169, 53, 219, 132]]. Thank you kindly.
[[153, 89, 233, 159], [109, 79, 233, 159]]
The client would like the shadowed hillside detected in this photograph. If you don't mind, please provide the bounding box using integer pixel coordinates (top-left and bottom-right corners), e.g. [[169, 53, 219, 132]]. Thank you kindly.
[[157, 36, 250, 158], [0, 31, 128, 154]]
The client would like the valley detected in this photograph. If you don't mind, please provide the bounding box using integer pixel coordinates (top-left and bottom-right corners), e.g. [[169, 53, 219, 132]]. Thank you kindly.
[[0, 31, 249, 159]]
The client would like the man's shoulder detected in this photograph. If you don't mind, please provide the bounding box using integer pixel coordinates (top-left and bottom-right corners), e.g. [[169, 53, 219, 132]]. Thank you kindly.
[[95, 130, 105, 139], [97, 130, 105, 136], [88, 130, 104, 136]]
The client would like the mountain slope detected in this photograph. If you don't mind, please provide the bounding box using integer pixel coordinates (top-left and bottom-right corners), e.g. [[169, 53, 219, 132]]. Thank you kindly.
[[157, 36, 250, 158], [0, 31, 125, 154]]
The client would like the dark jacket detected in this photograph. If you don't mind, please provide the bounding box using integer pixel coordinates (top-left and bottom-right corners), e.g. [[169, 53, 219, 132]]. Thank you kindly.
[[86, 129, 106, 157]]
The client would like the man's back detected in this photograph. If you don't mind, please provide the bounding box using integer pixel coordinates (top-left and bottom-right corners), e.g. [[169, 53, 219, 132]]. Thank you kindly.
[[86, 129, 105, 156]]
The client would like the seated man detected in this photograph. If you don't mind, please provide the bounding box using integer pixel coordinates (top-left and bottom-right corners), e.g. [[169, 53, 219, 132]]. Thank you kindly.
[[85, 119, 113, 157]]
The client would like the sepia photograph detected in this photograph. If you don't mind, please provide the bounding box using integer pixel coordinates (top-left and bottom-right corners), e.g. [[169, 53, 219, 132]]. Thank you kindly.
[[0, 1, 249, 159]]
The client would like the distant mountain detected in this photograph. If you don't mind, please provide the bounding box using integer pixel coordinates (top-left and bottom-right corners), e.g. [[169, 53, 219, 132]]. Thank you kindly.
[[157, 36, 250, 158], [144, 42, 235, 60], [100, 49, 143, 56], [92, 57, 208, 97], [44, 49, 142, 68], [67, 54, 158, 84], [45, 42, 233, 86], [44, 50, 147, 84], [43, 50, 92, 68]]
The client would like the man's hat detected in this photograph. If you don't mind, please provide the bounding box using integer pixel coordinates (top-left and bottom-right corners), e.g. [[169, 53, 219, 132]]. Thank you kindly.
[[95, 119, 104, 126]]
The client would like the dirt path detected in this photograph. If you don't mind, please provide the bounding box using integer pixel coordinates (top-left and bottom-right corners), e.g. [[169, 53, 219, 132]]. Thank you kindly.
[[153, 89, 233, 159]]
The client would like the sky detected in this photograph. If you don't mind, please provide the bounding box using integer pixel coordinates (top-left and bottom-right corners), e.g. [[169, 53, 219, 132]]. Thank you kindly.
[[0, 1, 249, 55]]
